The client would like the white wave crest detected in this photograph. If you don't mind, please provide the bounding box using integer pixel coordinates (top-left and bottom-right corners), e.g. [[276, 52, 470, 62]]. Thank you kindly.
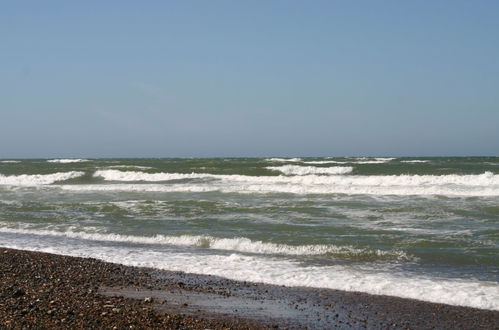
[[0, 171, 85, 186], [0, 228, 412, 261], [352, 157, 396, 164], [302, 160, 347, 164], [401, 160, 430, 163], [267, 165, 353, 175], [76, 169, 499, 196], [94, 169, 209, 182], [47, 159, 90, 163], [303, 158, 395, 165], [106, 165, 153, 170], [265, 158, 302, 162], [0, 160, 20, 163]]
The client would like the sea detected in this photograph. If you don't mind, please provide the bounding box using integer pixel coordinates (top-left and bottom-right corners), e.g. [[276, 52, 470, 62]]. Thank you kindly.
[[0, 157, 498, 311]]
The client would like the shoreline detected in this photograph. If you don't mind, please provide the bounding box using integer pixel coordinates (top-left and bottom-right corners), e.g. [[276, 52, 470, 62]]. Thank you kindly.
[[1, 247, 498, 329]]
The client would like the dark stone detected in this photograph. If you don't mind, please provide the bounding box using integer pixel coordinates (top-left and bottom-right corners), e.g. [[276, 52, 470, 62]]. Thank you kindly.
[[13, 289, 25, 297]]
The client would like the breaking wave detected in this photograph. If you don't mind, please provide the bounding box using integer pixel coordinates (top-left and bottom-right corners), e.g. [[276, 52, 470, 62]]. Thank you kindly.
[[267, 165, 353, 175], [401, 160, 430, 163], [83, 169, 499, 196], [94, 169, 210, 182], [47, 159, 90, 163], [265, 158, 302, 162], [106, 165, 154, 170], [303, 158, 395, 165], [302, 160, 347, 164], [0, 171, 85, 186], [0, 228, 412, 261]]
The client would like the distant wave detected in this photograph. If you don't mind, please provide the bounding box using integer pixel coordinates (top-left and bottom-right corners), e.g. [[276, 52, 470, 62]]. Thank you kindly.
[[0, 160, 20, 164], [47, 159, 90, 163], [302, 160, 347, 164], [265, 158, 302, 162], [350, 157, 396, 164], [0, 228, 412, 261], [267, 165, 353, 175], [94, 169, 210, 182], [0, 171, 84, 186], [303, 158, 395, 165], [106, 165, 154, 170], [401, 160, 429, 163]]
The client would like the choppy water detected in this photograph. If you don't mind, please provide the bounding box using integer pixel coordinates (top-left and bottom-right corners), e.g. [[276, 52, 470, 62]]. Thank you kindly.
[[0, 157, 498, 310]]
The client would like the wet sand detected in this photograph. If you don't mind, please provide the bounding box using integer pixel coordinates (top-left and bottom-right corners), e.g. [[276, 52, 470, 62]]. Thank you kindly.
[[1, 247, 497, 329]]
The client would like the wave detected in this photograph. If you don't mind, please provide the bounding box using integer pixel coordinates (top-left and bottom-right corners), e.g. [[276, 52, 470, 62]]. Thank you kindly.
[[351, 157, 396, 164], [265, 158, 302, 162], [267, 165, 353, 175], [81, 169, 499, 196], [0, 231, 498, 311], [106, 165, 153, 170], [401, 160, 429, 163], [94, 169, 210, 182], [302, 160, 347, 164], [0, 171, 85, 186], [47, 159, 90, 163], [0, 228, 411, 261], [0, 160, 20, 163], [303, 158, 395, 165]]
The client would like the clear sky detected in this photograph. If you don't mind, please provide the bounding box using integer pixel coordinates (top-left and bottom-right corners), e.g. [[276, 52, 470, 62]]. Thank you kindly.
[[1, 1, 498, 158]]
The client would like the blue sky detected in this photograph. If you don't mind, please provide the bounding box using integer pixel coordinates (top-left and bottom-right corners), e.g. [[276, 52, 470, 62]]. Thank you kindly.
[[1, 1, 498, 157]]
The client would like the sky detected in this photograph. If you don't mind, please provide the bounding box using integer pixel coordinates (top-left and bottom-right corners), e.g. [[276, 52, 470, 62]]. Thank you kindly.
[[1, 1, 498, 158]]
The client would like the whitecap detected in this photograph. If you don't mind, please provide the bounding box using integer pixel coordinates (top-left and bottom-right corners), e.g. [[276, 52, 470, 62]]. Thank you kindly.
[[0, 171, 85, 186], [267, 165, 353, 175], [265, 158, 302, 162], [47, 159, 90, 163], [0, 228, 411, 261]]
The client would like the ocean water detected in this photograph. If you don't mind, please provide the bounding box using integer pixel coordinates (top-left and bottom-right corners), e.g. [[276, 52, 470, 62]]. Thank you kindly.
[[0, 157, 498, 310]]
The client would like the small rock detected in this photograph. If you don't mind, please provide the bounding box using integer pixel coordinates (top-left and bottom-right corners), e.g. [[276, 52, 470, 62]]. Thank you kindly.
[[144, 297, 153, 303], [13, 288, 25, 297]]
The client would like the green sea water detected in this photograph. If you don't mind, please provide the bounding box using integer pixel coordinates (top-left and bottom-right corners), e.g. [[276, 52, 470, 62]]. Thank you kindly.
[[0, 157, 498, 310]]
